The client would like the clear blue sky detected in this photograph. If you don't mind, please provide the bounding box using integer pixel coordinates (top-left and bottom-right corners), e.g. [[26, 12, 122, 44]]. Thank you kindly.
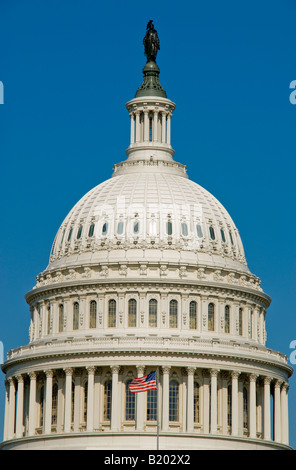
[[0, 0, 295, 446]]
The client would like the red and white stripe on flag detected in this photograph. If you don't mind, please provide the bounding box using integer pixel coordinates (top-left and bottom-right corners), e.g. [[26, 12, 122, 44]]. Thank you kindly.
[[129, 371, 157, 393]]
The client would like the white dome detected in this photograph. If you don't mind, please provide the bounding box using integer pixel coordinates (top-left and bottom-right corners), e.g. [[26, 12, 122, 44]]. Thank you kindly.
[[47, 168, 249, 276]]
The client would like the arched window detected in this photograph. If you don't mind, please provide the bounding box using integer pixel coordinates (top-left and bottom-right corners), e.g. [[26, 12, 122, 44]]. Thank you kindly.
[[88, 223, 95, 237], [102, 222, 108, 236], [147, 388, 157, 421], [189, 301, 197, 329], [225, 305, 230, 334], [169, 300, 178, 328], [58, 304, 64, 333], [52, 383, 58, 426], [169, 380, 179, 422], [73, 302, 79, 330], [229, 231, 234, 245], [239, 308, 243, 336], [89, 300, 97, 329], [181, 223, 188, 237], [209, 226, 215, 240], [196, 224, 203, 238], [227, 385, 232, 428], [208, 303, 215, 331], [149, 299, 157, 328], [71, 381, 75, 424], [243, 387, 248, 430], [67, 227, 73, 242], [166, 221, 173, 236], [221, 228, 226, 243], [104, 380, 112, 421], [117, 221, 124, 235], [194, 382, 200, 423], [128, 299, 137, 327], [133, 220, 140, 234], [108, 299, 116, 328], [125, 379, 135, 421], [77, 225, 83, 240]]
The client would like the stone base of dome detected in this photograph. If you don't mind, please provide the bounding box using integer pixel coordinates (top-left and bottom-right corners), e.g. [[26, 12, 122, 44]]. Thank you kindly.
[[1, 432, 292, 451]]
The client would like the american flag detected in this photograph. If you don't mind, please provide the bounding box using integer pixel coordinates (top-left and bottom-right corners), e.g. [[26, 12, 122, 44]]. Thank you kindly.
[[129, 371, 157, 393]]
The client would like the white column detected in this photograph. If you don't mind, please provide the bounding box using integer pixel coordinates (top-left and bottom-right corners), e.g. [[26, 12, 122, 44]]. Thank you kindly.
[[166, 113, 171, 145], [15, 375, 24, 438], [249, 374, 257, 439], [111, 366, 120, 431], [130, 113, 135, 144], [210, 369, 219, 434], [221, 373, 228, 435], [135, 111, 140, 143], [144, 110, 149, 142], [203, 371, 210, 434], [153, 111, 158, 142], [231, 371, 239, 436], [44, 369, 53, 434], [274, 380, 282, 442], [28, 372, 37, 436], [3, 380, 9, 441], [7, 377, 16, 440], [136, 366, 145, 431], [187, 367, 195, 432], [263, 376, 271, 440], [162, 366, 170, 431], [64, 368, 73, 433], [281, 383, 289, 445], [73, 373, 81, 433], [161, 112, 166, 143], [86, 366, 95, 432]]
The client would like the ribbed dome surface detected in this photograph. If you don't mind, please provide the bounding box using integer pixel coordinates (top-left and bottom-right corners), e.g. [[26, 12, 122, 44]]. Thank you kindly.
[[47, 170, 248, 274]]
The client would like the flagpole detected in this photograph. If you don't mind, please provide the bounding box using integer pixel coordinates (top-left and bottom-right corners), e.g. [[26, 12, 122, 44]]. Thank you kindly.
[[156, 367, 159, 451]]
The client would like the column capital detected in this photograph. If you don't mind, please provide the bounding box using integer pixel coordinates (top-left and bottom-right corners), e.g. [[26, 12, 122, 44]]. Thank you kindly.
[[44, 369, 54, 379], [274, 379, 282, 389], [249, 373, 258, 382], [86, 366, 96, 375], [7, 376, 15, 385], [210, 369, 220, 378], [282, 382, 289, 392], [264, 375, 272, 385], [28, 371, 37, 381], [187, 367, 195, 376], [15, 375, 24, 384], [64, 367, 73, 377], [162, 366, 171, 374], [136, 365, 145, 376], [111, 365, 120, 374]]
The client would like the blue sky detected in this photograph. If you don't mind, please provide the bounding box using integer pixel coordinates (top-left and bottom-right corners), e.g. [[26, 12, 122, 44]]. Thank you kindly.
[[0, 0, 295, 446]]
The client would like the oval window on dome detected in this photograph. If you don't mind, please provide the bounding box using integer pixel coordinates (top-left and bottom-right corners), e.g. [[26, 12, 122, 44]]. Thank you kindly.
[[181, 223, 188, 237], [196, 224, 203, 238], [220, 229, 226, 243], [102, 222, 108, 236], [77, 225, 83, 240], [117, 221, 124, 235], [133, 221, 139, 234], [229, 231, 234, 245], [88, 223, 95, 237], [209, 226, 215, 240], [166, 221, 173, 236], [67, 227, 73, 242]]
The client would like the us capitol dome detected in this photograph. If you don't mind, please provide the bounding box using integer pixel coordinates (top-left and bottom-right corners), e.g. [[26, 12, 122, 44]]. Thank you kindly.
[[1, 22, 292, 450]]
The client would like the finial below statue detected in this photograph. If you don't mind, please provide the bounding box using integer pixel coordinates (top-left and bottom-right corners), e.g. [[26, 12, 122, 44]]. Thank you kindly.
[[143, 20, 160, 63]]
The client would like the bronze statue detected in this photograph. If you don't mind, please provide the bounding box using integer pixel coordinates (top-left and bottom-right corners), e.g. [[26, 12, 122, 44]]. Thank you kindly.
[[143, 20, 160, 63]]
